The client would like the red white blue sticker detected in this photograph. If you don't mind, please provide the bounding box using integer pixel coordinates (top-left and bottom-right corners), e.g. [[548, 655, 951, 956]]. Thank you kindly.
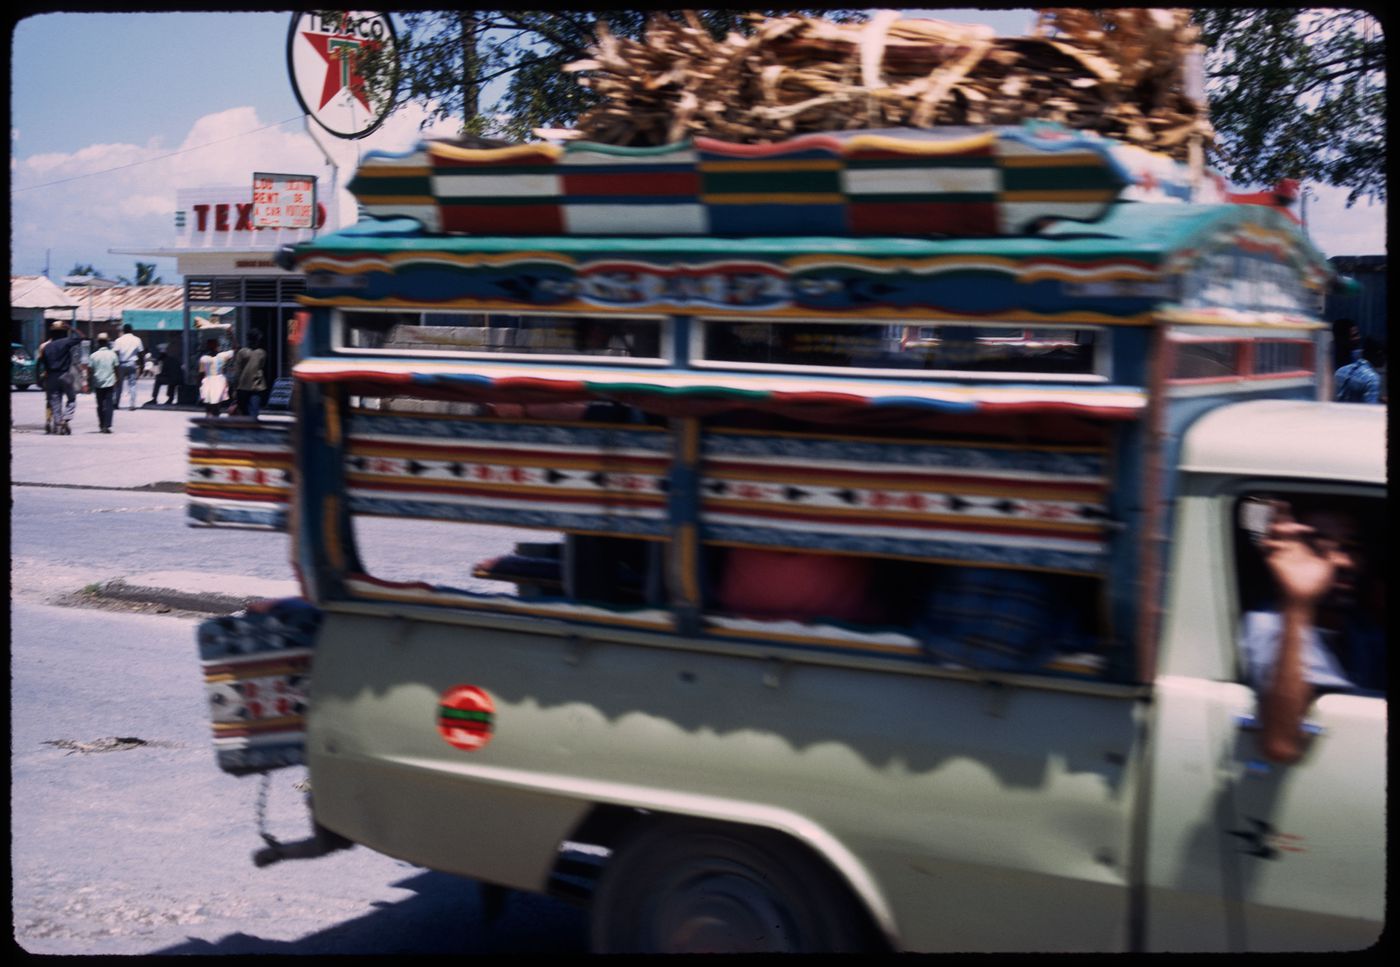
[[436, 685, 495, 751]]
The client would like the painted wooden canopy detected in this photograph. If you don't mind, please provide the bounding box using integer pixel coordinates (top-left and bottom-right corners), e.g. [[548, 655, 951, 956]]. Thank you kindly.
[[347, 123, 1144, 238]]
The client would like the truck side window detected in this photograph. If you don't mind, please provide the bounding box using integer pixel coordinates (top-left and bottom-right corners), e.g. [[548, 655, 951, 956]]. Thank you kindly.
[[1232, 494, 1386, 697]]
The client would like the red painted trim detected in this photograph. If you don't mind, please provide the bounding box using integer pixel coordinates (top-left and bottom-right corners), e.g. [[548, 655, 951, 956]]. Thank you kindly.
[[848, 201, 997, 235], [695, 134, 845, 156], [1168, 369, 1315, 386], [440, 204, 564, 234], [977, 402, 1141, 420], [560, 171, 702, 196], [297, 370, 417, 384]]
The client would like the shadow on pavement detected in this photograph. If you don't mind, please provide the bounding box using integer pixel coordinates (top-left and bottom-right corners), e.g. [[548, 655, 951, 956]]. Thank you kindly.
[[150, 870, 589, 955]]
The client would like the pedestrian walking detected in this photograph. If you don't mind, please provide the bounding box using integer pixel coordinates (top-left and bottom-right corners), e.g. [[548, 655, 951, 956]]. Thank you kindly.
[[37, 324, 84, 435], [198, 337, 235, 418], [87, 333, 120, 433], [112, 324, 145, 411], [232, 330, 270, 420], [150, 343, 182, 405]]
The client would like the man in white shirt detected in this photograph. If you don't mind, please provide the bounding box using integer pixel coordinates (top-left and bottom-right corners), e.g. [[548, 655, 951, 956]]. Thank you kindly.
[[112, 324, 145, 411]]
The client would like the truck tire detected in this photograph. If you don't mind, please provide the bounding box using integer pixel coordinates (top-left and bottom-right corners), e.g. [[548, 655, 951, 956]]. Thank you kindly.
[[590, 818, 876, 953]]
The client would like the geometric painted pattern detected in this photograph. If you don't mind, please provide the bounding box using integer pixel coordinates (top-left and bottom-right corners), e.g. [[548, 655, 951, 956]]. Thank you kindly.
[[701, 429, 1112, 573], [196, 598, 322, 775], [344, 410, 672, 537], [347, 123, 1133, 239], [187, 420, 294, 530]]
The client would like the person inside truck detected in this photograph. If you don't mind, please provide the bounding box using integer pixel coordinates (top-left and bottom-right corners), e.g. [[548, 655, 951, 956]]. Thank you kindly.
[[1239, 499, 1384, 763]]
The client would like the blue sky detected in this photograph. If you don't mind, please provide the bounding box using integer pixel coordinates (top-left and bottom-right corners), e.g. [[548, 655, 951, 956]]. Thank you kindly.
[[10, 10, 1387, 283]]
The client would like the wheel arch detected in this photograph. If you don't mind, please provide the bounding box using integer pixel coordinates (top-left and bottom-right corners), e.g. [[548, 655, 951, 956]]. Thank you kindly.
[[557, 799, 901, 950]]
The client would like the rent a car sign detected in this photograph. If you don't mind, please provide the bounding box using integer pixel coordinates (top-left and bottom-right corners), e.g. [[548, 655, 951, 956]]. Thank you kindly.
[[253, 173, 317, 230]]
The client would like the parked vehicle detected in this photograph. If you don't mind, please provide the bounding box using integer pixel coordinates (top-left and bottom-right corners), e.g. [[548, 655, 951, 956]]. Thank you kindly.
[[12, 343, 37, 390], [190, 125, 1384, 953]]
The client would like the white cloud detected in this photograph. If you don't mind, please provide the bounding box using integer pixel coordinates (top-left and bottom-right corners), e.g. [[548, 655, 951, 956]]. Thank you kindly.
[[9, 99, 462, 278]]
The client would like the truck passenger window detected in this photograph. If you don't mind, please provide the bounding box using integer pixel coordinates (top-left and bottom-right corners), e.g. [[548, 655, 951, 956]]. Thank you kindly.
[[700, 319, 1102, 376], [339, 310, 664, 360], [706, 547, 1106, 677], [1232, 493, 1386, 697]]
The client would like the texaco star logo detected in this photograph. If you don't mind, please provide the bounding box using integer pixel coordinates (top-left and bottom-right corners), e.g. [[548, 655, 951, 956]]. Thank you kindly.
[[302, 28, 376, 112], [287, 12, 398, 140]]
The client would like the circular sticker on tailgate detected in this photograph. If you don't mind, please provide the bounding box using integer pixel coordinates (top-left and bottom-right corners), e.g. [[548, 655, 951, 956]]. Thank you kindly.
[[436, 685, 496, 751]]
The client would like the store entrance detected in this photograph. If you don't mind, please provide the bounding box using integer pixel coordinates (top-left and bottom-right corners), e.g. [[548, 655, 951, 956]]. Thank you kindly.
[[244, 307, 284, 379]]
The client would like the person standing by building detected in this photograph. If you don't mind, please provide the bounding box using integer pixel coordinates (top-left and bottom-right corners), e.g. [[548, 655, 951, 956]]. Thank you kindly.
[[112, 323, 145, 412], [232, 329, 270, 420], [1333, 322, 1381, 404], [150, 343, 182, 405], [37, 324, 84, 435], [198, 337, 235, 418], [87, 333, 120, 433]]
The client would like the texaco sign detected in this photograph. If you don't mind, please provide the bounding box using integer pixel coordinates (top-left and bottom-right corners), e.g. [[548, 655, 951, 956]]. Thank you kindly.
[[287, 11, 397, 140]]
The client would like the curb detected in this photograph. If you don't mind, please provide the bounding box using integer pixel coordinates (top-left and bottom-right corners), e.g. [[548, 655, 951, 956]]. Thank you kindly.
[[95, 579, 263, 615], [14, 481, 187, 493]]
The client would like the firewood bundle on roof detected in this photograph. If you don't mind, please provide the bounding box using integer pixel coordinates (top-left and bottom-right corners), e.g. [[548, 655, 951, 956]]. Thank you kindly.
[[555, 8, 1213, 161]]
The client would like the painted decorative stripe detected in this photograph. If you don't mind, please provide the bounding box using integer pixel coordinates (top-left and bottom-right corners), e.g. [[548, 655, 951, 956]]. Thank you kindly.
[[346, 124, 1133, 238], [848, 201, 998, 235], [563, 204, 708, 235], [187, 421, 293, 532], [439, 204, 564, 234], [300, 359, 1149, 418], [699, 427, 1110, 572], [197, 599, 322, 774], [559, 170, 701, 197], [343, 410, 674, 532]]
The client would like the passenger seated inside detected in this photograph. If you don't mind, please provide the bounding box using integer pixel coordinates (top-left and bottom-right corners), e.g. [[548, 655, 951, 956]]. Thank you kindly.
[[1235, 496, 1385, 762], [914, 565, 1092, 672], [714, 548, 882, 625]]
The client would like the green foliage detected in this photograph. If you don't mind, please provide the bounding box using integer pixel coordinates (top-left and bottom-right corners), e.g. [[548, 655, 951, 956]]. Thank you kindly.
[[68, 263, 96, 276], [1193, 8, 1385, 205], [355, 10, 865, 142], [117, 262, 163, 287]]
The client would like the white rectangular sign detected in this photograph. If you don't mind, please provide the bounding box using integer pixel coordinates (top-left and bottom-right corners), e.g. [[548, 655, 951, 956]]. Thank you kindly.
[[252, 173, 318, 229]]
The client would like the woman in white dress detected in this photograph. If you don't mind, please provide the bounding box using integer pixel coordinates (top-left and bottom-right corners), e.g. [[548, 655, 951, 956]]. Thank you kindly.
[[198, 338, 235, 417]]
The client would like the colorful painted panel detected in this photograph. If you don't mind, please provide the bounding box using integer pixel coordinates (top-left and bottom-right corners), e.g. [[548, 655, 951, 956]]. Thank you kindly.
[[196, 598, 322, 775], [348, 124, 1132, 238], [344, 410, 672, 535], [700, 429, 1112, 574], [298, 358, 1149, 420], [187, 420, 294, 530]]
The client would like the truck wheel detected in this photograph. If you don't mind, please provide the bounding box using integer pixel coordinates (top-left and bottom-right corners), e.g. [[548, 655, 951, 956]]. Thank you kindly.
[[590, 818, 875, 953]]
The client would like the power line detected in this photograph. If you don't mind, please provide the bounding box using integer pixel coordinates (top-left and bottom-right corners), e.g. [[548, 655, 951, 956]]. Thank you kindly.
[[13, 114, 309, 194]]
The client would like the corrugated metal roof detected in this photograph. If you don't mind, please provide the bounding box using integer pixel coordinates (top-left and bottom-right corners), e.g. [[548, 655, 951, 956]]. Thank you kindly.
[[10, 275, 79, 310], [38, 283, 185, 322]]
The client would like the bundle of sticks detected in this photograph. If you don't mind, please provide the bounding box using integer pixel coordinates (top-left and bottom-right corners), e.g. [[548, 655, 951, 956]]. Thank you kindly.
[[556, 9, 1213, 161]]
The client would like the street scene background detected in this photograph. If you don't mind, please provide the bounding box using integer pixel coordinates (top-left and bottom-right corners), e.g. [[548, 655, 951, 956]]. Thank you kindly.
[[9, 383, 588, 954]]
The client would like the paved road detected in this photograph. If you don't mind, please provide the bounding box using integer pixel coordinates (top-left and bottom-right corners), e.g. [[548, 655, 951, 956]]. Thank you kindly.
[[10, 385, 589, 955]]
